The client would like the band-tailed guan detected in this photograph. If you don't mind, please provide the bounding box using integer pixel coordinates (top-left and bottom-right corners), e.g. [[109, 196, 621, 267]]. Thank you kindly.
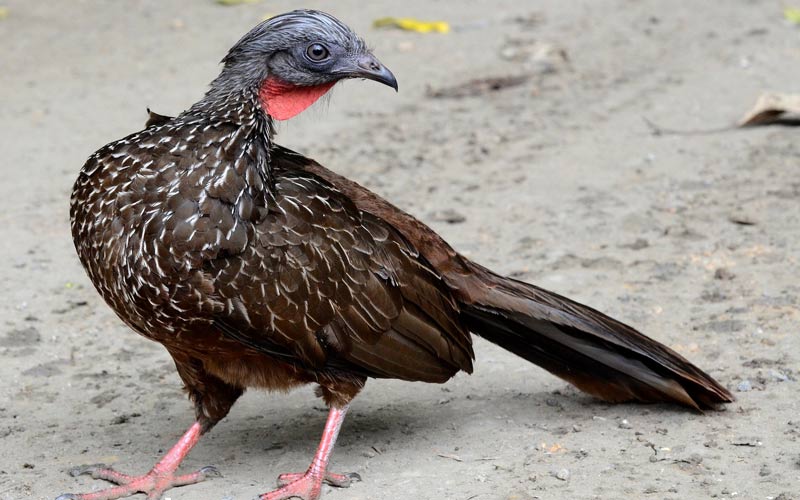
[[63, 10, 733, 500]]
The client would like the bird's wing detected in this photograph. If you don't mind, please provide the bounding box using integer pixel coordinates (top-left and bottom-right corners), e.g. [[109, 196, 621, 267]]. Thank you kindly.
[[271, 145, 733, 409], [206, 151, 474, 382]]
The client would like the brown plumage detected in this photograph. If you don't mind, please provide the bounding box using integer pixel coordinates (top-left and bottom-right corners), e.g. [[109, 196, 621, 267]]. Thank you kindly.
[[63, 10, 732, 500]]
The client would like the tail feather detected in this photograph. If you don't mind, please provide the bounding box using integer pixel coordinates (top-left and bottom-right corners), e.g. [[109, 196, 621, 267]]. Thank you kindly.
[[458, 263, 733, 409]]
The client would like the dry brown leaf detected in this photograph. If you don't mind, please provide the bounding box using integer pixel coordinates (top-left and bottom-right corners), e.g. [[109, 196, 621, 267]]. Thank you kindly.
[[738, 92, 800, 126]]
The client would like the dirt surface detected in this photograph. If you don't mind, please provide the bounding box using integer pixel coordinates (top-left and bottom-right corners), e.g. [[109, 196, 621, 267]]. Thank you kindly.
[[1, 1, 799, 499]]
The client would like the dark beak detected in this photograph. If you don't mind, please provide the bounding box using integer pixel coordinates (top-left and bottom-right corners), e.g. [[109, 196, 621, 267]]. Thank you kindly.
[[351, 53, 398, 91]]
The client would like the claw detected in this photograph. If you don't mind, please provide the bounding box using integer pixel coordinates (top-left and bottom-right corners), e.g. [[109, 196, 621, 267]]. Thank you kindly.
[[68, 464, 107, 478], [198, 465, 223, 479], [321, 471, 360, 488]]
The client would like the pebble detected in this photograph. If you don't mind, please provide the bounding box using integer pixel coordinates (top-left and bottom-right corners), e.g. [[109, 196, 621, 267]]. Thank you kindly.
[[769, 370, 788, 382], [737, 380, 752, 392], [429, 209, 466, 224], [714, 267, 736, 280], [554, 468, 570, 481], [618, 419, 633, 429]]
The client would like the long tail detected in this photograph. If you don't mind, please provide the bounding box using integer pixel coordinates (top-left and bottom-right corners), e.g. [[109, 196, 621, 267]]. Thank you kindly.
[[456, 262, 733, 409]]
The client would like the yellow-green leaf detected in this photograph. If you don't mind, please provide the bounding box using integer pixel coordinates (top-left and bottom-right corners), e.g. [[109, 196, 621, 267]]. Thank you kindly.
[[373, 17, 450, 34], [785, 7, 800, 25]]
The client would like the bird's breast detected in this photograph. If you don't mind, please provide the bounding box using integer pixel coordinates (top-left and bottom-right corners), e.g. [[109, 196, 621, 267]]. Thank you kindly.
[[70, 119, 271, 340]]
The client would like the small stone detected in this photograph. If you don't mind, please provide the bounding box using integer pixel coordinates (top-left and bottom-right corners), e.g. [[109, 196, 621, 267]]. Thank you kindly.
[[619, 419, 633, 429], [545, 398, 562, 408], [686, 453, 704, 465], [737, 380, 752, 392], [554, 468, 570, 481], [620, 238, 650, 250], [714, 267, 735, 280], [110, 412, 141, 425], [769, 370, 788, 382], [728, 212, 757, 226], [429, 209, 466, 224], [759, 464, 771, 476]]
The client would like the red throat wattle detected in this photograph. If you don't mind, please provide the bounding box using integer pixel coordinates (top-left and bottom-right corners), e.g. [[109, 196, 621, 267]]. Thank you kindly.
[[259, 77, 336, 120]]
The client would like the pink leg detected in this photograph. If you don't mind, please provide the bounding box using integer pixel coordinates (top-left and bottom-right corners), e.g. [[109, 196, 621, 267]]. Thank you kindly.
[[57, 422, 219, 500], [257, 405, 360, 500]]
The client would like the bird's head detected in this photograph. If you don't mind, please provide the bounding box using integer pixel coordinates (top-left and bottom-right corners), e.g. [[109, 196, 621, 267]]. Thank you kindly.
[[214, 10, 397, 120]]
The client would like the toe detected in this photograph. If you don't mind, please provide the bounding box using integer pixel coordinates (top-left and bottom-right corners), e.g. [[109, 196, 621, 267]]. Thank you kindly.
[[275, 472, 302, 487], [258, 475, 322, 500]]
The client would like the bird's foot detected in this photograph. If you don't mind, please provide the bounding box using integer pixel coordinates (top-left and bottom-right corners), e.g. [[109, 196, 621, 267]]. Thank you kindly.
[[255, 470, 360, 500], [56, 463, 220, 500], [277, 471, 360, 489]]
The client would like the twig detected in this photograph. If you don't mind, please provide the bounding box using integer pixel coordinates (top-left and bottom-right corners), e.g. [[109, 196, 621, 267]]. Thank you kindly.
[[642, 116, 737, 136]]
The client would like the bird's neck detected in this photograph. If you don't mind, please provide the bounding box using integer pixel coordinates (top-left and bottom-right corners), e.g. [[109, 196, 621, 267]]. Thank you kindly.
[[189, 69, 338, 194], [190, 87, 271, 128], [186, 88, 277, 193]]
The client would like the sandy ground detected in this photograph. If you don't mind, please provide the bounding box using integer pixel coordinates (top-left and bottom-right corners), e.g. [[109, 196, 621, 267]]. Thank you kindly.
[[1, 1, 799, 499]]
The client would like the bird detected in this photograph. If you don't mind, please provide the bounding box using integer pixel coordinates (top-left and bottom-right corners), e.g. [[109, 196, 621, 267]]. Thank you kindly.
[[63, 9, 733, 500]]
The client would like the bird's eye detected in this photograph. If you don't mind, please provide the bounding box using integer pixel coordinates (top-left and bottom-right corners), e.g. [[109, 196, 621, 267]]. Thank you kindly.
[[305, 43, 330, 62]]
